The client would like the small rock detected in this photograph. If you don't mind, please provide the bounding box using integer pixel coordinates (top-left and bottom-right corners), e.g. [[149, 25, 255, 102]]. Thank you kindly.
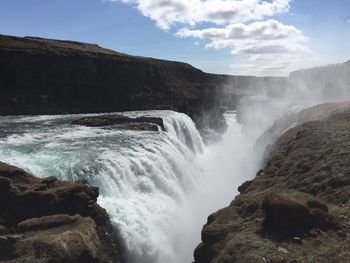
[[309, 228, 321, 237], [257, 170, 265, 176], [262, 257, 273, 263], [277, 247, 289, 254], [238, 180, 253, 194], [0, 234, 23, 243], [292, 237, 302, 244], [254, 218, 263, 224], [290, 260, 298, 263], [337, 231, 347, 239], [42, 176, 57, 185], [0, 225, 8, 235]]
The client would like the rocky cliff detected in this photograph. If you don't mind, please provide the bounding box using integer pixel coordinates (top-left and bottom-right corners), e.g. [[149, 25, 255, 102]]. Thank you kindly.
[[194, 102, 350, 263], [0, 34, 286, 131], [0, 162, 122, 263]]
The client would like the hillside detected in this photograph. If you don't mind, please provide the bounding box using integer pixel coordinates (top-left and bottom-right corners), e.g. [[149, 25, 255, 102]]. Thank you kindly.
[[0, 34, 286, 130], [194, 102, 350, 263]]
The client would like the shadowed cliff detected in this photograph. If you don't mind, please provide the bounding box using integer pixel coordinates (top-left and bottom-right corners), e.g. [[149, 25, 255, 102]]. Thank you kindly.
[[0, 34, 286, 130]]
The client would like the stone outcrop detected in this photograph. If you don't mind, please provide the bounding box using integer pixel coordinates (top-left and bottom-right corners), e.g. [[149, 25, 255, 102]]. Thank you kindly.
[[72, 114, 166, 131], [194, 103, 350, 263], [0, 162, 122, 263]]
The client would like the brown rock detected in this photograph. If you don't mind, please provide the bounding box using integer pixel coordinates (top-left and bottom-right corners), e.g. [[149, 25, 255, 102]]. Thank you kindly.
[[0, 161, 121, 263], [17, 214, 79, 232], [194, 103, 350, 263], [262, 191, 336, 235]]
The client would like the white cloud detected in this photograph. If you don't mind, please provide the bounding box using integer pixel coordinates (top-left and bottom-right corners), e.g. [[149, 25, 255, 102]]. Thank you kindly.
[[176, 20, 305, 41], [112, 0, 311, 75], [112, 0, 291, 30], [177, 20, 309, 65], [178, 19, 311, 75]]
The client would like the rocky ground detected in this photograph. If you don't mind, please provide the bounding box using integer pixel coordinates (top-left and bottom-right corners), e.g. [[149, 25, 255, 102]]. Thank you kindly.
[[0, 162, 122, 263], [194, 102, 350, 263]]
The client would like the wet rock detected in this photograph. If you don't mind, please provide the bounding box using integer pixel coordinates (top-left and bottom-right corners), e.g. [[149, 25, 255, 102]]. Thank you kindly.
[[0, 161, 121, 263], [292, 237, 302, 244], [194, 242, 211, 263], [72, 114, 166, 131], [238, 180, 253, 194], [309, 228, 321, 237]]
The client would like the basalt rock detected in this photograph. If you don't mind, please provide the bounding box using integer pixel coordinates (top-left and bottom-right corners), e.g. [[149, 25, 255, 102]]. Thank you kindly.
[[72, 114, 166, 131], [0, 34, 287, 131], [0, 161, 122, 263]]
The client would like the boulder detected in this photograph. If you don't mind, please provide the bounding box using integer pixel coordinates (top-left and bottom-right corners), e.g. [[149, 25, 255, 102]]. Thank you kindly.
[[0, 161, 122, 263], [262, 191, 337, 235]]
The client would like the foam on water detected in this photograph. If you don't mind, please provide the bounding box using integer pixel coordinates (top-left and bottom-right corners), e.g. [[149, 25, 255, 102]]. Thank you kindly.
[[0, 110, 259, 263], [0, 110, 206, 263]]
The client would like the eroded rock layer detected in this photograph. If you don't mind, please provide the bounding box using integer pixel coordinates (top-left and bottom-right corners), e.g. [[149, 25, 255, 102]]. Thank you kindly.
[[0, 162, 122, 263], [195, 105, 350, 263]]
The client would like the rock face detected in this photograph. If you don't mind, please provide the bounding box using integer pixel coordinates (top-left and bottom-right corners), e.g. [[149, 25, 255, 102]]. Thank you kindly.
[[194, 103, 350, 263], [0, 34, 222, 127], [0, 162, 122, 263], [0, 34, 286, 130], [72, 114, 166, 131]]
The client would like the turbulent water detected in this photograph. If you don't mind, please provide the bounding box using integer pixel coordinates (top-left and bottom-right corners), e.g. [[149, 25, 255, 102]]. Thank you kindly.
[[0, 110, 257, 263]]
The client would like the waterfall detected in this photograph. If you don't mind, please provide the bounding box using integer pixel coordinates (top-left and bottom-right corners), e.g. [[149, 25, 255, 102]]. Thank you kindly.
[[0, 110, 206, 263], [0, 110, 261, 263]]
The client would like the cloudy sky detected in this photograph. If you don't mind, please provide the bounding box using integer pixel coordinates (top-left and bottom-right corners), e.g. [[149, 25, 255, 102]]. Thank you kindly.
[[1, 0, 350, 76]]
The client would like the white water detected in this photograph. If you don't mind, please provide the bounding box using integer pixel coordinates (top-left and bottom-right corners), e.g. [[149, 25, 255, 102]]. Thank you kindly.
[[0, 110, 257, 263]]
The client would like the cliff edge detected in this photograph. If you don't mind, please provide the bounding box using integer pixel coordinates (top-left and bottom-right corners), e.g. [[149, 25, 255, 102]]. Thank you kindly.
[[0, 34, 286, 132], [194, 102, 350, 263], [0, 162, 122, 263]]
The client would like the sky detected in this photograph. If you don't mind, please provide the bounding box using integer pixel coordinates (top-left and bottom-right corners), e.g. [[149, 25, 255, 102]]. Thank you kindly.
[[0, 0, 349, 76]]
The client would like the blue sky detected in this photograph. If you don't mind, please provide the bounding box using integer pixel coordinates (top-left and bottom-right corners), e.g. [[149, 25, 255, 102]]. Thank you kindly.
[[0, 0, 349, 76]]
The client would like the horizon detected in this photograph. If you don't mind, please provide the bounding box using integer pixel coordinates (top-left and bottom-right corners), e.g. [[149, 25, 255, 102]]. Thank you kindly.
[[1, 0, 349, 76]]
